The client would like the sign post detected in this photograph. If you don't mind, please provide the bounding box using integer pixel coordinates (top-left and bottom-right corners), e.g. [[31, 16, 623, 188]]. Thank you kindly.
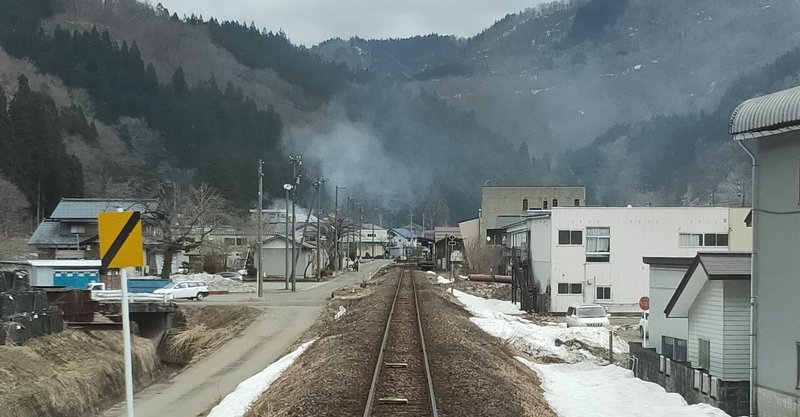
[[448, 235, 456, 293], [99, 211, 145, 417]]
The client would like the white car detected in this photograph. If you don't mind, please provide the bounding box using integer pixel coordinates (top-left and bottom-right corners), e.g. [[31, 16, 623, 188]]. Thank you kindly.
[[154, 281, 210, 301], [639, 310, 649, 338], [565, 303, 611, 328]]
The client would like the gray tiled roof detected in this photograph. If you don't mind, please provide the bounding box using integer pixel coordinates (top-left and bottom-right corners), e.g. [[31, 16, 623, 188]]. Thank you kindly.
[[28, 220, 78, 246], [49, 198, 155, 220], [698, 252, 751, 278]]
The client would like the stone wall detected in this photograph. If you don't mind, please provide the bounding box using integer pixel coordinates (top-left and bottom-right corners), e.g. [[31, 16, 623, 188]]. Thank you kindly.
[[629, 342, 749, 416]]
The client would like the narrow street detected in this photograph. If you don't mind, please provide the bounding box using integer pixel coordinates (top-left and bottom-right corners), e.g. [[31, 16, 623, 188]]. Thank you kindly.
[[99, 260, 391, 417]]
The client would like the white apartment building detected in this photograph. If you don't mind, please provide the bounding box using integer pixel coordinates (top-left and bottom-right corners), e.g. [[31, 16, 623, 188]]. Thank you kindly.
[[506, 207, 743, 313]]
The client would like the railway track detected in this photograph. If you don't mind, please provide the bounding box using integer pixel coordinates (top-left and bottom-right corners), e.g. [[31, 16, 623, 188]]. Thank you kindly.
[[363, 266, 438, 417]]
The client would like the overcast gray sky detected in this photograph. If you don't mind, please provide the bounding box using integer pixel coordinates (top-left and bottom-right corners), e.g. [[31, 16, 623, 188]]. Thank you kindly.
[[152, 0, 547, 46]]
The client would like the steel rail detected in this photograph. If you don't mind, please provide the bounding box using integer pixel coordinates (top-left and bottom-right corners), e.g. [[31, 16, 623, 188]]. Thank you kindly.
[[362, 266, 438, 417], [412, 267, 439, 417]]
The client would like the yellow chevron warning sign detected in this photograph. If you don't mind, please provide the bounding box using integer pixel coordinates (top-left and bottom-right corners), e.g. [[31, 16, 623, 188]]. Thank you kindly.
[[98, 211, 144, 269]]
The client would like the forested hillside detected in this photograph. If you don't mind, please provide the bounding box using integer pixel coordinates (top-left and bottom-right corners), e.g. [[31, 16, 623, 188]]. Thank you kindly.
[[313, 0, 800, 207], [2, 0, 800, 229]]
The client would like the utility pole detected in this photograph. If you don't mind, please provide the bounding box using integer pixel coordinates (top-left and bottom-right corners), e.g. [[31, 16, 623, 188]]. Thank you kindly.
[[334, 186, 346, 273], [288, 155, 302, 292], [314, 178, 325, 281], [257, 160, 264, 298], [283, 183, 292, 290]]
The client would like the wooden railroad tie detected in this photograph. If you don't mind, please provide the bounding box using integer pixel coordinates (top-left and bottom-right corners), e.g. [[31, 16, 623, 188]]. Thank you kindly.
[[385, 362, 408, 368], [378, 397, 409, 404]]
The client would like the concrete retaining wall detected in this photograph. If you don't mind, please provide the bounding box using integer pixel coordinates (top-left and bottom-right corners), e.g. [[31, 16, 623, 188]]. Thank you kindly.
[[629, 342, 749, 416]]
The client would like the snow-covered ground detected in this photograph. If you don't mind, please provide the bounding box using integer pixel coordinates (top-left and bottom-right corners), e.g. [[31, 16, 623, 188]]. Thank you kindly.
[[171, 272, 256, 293], [208, 339, 317, 417], [452, 290, 730, 417], [452, 289, 626, 363], [436, 276, 454, 284], [517, 358, 729, 417]]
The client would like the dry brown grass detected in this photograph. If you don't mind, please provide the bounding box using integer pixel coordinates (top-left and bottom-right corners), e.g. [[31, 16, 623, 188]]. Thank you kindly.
[[0, 330, 161, 417], [164, 305, 261, 365]]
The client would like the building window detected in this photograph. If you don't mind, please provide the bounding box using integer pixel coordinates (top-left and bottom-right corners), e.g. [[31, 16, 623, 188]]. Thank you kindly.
[[596, 286, 611, 300], [699, 339, 710, 370], [558, 230, 583, 245], [679, 233, 729, 247], [674, 339, 687, 362], [522, 198, 528, 211], [543, 200, 548, 209], [552, 198, 558, 207], [558, 283, 583, 295], [586, 227, 610, 262], [69, 224, 86, 234], [574, 198, 580, 206], [662, 336, 674, 358]]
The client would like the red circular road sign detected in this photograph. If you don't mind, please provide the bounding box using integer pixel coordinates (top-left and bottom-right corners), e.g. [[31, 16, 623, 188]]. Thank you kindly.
[[639, 296, 650, 311]]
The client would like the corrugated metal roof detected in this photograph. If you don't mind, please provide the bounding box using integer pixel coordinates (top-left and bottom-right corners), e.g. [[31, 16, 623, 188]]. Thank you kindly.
[[49, 198, 154, 220], [698, 252, 751, 278], [390, 228, 414, 239], [730, 85, 800, 139], [28, 260, 101, 267]]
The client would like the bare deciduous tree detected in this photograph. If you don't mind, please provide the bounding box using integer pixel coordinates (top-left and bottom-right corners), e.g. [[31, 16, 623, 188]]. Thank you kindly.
[[464, 239, 504, 274], [144, 182, 229, 278], [317, 215, 359, 271], [0, 176, 30, 236]]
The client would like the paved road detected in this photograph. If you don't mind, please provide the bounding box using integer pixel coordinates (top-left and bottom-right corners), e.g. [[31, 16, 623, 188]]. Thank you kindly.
[[100, 260, 391, 417]]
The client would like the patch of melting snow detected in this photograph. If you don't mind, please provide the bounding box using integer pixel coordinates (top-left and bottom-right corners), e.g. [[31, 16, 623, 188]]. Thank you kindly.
[[171, 272, 256, 293], [437, 276, 454, 284], [208, 339, 317, 417], [452, 289, 625, 363], [516, 357, 730, 417], [334, 305, 347, 320], [453, 290, 729, 416]]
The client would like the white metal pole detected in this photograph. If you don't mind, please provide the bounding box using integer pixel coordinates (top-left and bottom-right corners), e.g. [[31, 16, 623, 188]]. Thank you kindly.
[[285, 188, 290, 289], [120, 267, 135, 417]]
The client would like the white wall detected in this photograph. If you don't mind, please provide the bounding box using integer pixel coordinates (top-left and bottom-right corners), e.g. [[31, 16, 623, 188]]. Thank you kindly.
[[547, 207, 730, 312], [529, 217, 552, 293], [647, 267, 689, 351], [688, 277, 724, 377], [722, 279, 751, 380]]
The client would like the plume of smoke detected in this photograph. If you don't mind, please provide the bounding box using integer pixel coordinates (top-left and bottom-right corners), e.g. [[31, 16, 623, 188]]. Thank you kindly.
[[285, 120, 431, 211]]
